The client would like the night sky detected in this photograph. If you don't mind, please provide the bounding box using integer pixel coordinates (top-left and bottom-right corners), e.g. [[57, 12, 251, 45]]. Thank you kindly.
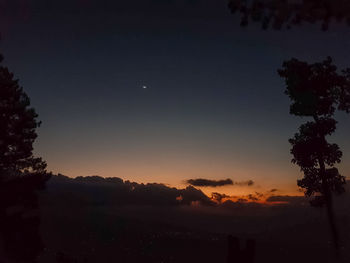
[[1, 0, 349, 196]]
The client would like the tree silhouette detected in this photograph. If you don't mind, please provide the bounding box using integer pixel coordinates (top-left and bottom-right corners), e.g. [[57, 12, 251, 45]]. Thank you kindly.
[[0, 54, 50, 262], [228, 1, 350, 255], [228, 0, 350, 30], [278, 56, 350, 250]]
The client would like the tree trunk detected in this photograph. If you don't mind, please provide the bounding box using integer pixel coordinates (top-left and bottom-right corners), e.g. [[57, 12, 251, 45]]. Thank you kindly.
[[319, 155, 340, 255], [313, 115, 340, 254]]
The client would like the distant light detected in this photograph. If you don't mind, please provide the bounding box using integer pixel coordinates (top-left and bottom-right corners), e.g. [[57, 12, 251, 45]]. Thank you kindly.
[[142, 85, 147, 89]]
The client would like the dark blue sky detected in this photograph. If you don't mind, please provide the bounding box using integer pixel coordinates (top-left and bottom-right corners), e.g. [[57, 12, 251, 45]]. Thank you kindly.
[[1, 0, 349, 195]]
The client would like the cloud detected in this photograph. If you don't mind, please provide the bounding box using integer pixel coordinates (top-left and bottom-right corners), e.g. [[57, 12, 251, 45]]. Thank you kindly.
[[234, 180, 254, 186], [46, 174, 214, 207], [211, 192, 230, 202], [270, 189, 278, 193], [247, 194, 259, 201], [254, 192, 264, 198], [186, 178, 233, 187], [186, 178, 254, 187], [266, 195, 307, 205]]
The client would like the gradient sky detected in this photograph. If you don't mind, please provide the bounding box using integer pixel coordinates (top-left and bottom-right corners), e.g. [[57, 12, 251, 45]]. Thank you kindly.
[[1, 0, 349, 196]]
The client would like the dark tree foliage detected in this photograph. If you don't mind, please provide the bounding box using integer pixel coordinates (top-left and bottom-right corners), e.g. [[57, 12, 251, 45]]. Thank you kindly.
[[228, 0, 350, 30], [0, 54, 50, 262], [278, 56, 350, 250]]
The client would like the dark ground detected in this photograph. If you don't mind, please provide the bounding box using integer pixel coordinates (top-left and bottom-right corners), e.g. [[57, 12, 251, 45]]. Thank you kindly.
[[37, 201, 350, 263]]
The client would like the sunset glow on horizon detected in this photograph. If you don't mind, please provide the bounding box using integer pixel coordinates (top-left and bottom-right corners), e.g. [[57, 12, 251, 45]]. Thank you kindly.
[[2, 0, 350, 202]]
